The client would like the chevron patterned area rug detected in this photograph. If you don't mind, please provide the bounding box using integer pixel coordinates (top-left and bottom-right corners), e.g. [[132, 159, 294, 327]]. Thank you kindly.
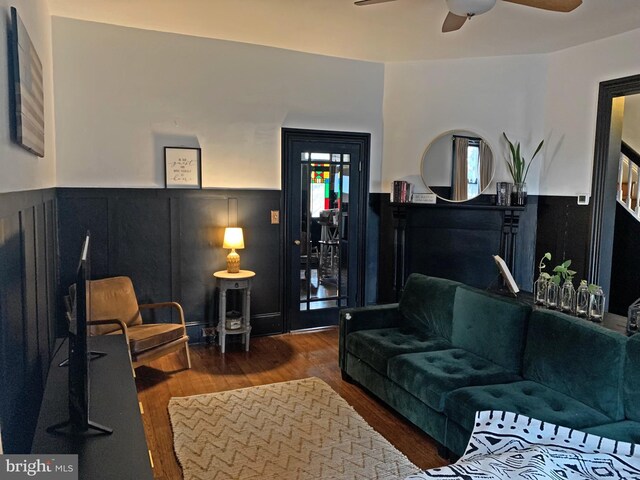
[[168, 377, 418, 479]]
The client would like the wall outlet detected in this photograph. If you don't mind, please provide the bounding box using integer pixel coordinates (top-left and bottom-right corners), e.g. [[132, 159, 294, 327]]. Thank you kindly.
[[577, 194, 590, 205], [270, 210, 280, 224]]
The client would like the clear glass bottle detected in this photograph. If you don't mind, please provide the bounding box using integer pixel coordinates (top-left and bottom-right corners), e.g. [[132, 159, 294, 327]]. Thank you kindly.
[[533, 275, 548, 305], [589, 285, 606, 323], [628, 298, 640, 336], [575, 280, 590, 317], [546, 281, 559, 309], [559, 279, 575, 313]]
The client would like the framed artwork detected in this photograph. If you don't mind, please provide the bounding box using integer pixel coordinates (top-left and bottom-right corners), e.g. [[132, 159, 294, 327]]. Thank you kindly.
[[493, 255, 520, 295], [164, 147, 202, 189], [10, 7, 45, 157]]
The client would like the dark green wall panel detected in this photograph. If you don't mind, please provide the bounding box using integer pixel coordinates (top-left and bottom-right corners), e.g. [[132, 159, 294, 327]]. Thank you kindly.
[[0, 189, 58, 454]]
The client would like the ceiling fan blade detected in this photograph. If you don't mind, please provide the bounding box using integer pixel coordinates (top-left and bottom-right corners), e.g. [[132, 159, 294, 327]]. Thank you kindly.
[[442, 12, 467, 32], [503, 0, 582, 13], [354, 0, 397, 6]]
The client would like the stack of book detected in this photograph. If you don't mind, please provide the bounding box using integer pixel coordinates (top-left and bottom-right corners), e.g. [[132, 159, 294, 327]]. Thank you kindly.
[[392, 180, 413, 203]]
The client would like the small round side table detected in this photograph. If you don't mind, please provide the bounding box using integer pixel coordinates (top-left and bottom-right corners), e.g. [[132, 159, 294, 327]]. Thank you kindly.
[[213, 270, 255, 353]]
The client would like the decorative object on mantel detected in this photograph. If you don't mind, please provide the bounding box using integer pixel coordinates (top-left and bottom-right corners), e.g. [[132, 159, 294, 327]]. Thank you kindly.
[[503, 133, 544, 206], [412, 192, 437, 204], [496, 182, 511, 206], [164, 147, 201, 189], [628, 298, 640, 335], [223, 227, 245, 273], [392, 180, 413, 203]]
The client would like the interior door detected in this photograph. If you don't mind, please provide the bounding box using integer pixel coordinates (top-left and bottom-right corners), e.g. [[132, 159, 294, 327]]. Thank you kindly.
[[282, 129, 369, 331]]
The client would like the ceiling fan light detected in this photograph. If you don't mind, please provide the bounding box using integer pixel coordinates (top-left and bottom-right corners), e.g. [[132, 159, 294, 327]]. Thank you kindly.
[[445, 0, 497, 17]]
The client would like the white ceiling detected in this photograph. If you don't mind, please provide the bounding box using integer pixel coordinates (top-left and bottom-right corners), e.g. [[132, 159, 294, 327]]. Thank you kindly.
[[48, 0, 640, 62]]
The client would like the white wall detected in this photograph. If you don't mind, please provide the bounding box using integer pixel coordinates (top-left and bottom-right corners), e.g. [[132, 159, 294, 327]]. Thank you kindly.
[[0, 0, 56, 193], [542, 28, 640, 196], [52, 18, 384, 191], [623, 93, 640, 154], [382, 54, 548, 195]]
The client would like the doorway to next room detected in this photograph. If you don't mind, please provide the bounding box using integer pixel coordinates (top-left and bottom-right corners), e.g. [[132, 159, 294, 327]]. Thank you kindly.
[[281, 128, 370, 332]]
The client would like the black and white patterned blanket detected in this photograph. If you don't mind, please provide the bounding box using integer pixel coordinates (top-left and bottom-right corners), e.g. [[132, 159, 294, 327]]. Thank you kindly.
[[408, 411, 640, 479]]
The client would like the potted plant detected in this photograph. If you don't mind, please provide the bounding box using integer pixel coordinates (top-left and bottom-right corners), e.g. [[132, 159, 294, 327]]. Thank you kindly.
[[503, 133, 544, 206]]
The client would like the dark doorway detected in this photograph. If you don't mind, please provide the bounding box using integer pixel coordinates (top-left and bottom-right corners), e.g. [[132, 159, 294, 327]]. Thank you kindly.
[[588, 74, 640, 311], [281, 129, 370, 331]]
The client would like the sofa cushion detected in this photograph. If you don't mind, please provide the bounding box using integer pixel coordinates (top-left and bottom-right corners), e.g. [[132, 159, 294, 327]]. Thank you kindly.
[[399, 274, 461, 340], [444, 381, 612, 432], [625, 334, 640, 422], [523, 310, 627, 420], [388, 349, 521, 412], [451, 286, 530, 374], [585, 420, 640, 445], [346, 328, 450, 375]]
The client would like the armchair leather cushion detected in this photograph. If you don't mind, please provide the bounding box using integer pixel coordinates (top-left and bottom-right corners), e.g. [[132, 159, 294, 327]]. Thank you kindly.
[[89, 276, 143, 334], [127, 323, 185, 354]]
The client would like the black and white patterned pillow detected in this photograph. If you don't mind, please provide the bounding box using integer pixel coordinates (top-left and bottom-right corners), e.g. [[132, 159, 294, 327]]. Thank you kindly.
[[408, 411, 640, 479]]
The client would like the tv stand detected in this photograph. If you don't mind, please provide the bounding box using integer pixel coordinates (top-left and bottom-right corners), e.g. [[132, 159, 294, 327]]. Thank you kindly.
[[32, 336, 153, 480], [57, 350, 107, 367], [46, 418, 113, 436]]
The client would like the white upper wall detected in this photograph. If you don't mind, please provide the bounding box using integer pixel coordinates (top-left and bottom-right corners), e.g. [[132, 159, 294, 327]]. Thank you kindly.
[[52, 18, 384, 190], [0, 0, 56, 193], [623, 93, 640, 154], [382, 55, 548, 194], [542, 28, 640, 196]]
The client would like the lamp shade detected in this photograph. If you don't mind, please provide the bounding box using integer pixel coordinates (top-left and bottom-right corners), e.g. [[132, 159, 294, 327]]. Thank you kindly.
[[223, 227, 244, 249]]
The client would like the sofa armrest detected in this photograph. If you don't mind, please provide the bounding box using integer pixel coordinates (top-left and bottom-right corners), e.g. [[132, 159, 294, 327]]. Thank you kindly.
[[339, 303, 401, 371]]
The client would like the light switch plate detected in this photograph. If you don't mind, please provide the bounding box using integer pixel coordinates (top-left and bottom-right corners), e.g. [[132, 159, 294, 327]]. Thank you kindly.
[[271, 210, 280, 224]]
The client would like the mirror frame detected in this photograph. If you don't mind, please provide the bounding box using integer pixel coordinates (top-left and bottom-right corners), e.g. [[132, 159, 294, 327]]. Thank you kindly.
[[420, 129, 496, 203]]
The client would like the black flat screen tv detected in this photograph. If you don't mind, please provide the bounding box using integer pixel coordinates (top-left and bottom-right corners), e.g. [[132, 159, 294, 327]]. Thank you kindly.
[[47, 232, 112, 435]]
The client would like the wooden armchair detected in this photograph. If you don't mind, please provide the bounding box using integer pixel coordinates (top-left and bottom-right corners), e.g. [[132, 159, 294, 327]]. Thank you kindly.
[[85, 276, 191, 370]]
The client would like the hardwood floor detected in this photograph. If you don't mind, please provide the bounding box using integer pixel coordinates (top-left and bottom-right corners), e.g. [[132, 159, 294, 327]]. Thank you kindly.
[[135, 328, 448, 480]]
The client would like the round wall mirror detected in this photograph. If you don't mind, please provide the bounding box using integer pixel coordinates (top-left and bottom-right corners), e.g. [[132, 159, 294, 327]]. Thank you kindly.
[[420, 130, 495, 202]]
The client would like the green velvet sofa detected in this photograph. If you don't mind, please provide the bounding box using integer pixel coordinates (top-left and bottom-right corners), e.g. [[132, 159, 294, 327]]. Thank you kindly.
[[339, 273, 640, 457]]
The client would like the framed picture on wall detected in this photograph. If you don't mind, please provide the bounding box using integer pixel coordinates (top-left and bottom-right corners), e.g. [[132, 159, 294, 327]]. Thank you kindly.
[[164, 147, 202, 189]]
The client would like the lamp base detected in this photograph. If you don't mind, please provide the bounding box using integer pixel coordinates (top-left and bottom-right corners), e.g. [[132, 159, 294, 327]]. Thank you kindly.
[[226, 249, 240, 273]]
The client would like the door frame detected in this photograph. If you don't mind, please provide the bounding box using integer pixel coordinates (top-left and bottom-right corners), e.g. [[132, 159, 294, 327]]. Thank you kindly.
[[588, 74, 640, 295], [281, 128, 371, 332]]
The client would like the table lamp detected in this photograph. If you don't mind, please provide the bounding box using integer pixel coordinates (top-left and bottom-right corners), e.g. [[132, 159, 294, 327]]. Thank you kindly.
[[223, 227, 244, 273]]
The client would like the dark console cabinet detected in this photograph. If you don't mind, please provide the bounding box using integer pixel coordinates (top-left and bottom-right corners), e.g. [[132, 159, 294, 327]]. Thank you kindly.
[[31, 335, 153, 480]]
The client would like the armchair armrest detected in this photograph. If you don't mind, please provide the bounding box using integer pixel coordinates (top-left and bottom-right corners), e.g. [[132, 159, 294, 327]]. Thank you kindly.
[[88, 319, 129, 338], [339, 303, 401, 371], [138, 301, 186, 327]]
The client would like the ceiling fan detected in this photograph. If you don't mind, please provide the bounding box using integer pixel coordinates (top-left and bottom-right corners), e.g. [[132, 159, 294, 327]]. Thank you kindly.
[[354, 0, 583, 33]]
